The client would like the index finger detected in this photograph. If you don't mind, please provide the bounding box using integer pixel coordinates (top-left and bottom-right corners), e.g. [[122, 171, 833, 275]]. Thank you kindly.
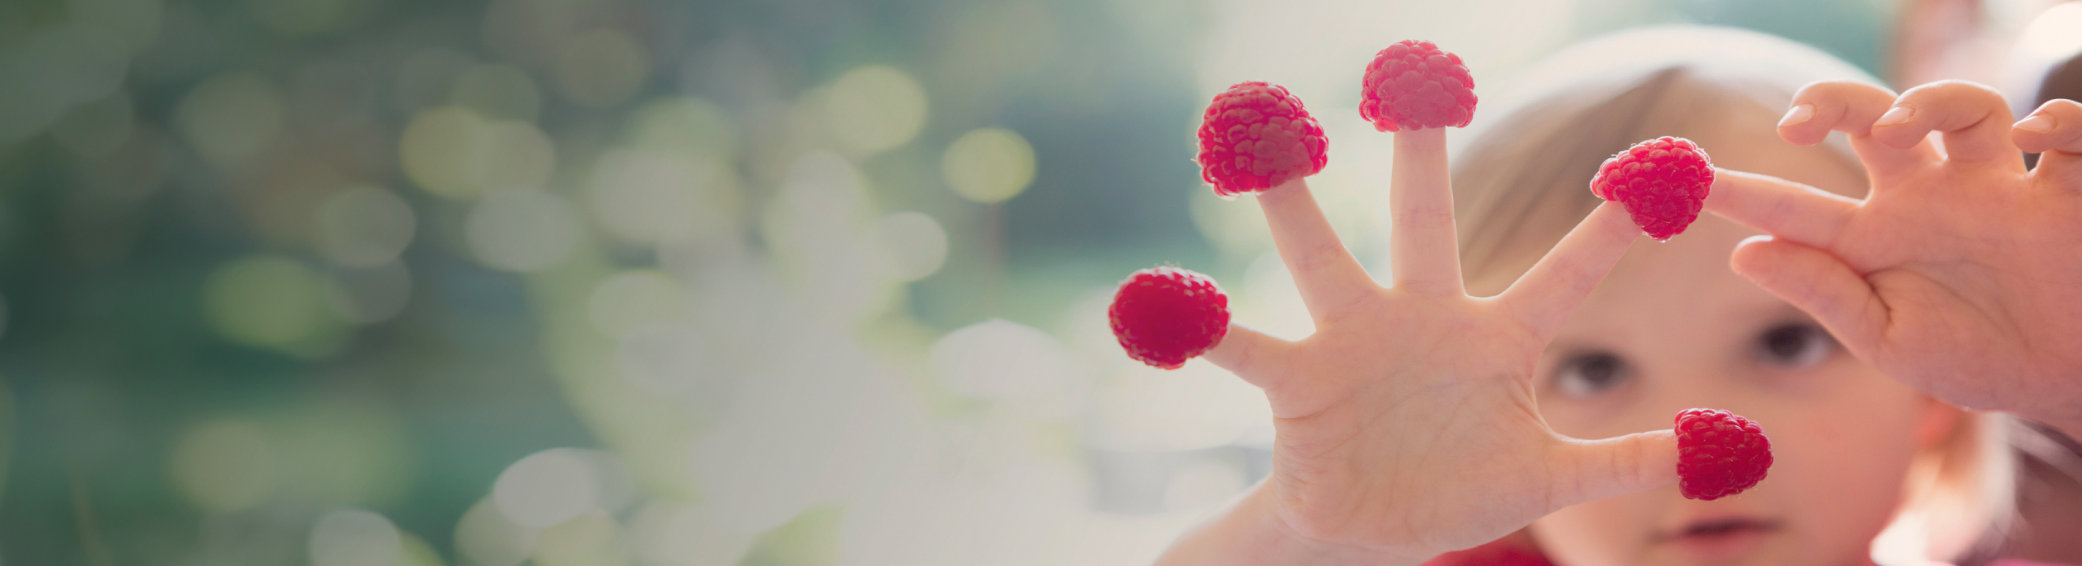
[[1498, 201, 1635, 338], [1702, 168, 1859, 250]]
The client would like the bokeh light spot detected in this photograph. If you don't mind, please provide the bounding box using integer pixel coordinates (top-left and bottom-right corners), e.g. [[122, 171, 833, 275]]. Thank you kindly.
[[465, 188, 582, 272], [940, 127, 1036, 203], [586, 269, 687, 338], [615, 322, 713, 398], [2021, 3, 2082, 61], [203, 255, 339, 351], [316, 185, 417, 268], [456, 498, 538, 566], [398, 106, 487, 198], [625, 96, 738, 160], [0, 23, 130, 142], [585, 148, 741, 246], [173, 73, 285, 170], [449, 64, 542, 122], [762, 152, 900, 322], [492, 448, 604, 528], [872, 211, 948, 282], [824, 65, 929, 154], [309, 509, 406, 566], [169, 418, 278, 513], [479, 120, 557, 192], [532, 511, 631, 566], [66, 0, 164, 54], [554, 28, 650, 108], [400, 107, 555, 199], [928, 319, 1078, 415], [628, 503, 755, 566]]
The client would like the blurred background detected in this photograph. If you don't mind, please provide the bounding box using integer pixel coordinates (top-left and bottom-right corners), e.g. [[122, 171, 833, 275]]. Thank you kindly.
[[0, 0, 2077, 564]]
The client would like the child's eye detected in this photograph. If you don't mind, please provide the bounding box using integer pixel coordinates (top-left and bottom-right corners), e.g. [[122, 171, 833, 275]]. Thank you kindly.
[[1551, 352, 1630, 399], [1757, 322, 1836, 369]]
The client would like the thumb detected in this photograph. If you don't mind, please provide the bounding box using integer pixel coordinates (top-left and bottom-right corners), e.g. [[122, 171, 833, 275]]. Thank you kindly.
[[1728, 235, 1886, 353], [1546, 429, 1678, 508]]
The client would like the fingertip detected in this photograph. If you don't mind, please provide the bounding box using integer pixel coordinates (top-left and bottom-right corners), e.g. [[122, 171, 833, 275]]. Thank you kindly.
[[1622, 428, 1681, 490], [1777, 122, 1829, 146], [2015, 99, 2082, 155], [1726, 235, 1780, 279], [1776, 104, 1827, 145], [1588, 199, 1635, 235], [2012, 127, 2053, 155], [1777, 103, 1815, 129]]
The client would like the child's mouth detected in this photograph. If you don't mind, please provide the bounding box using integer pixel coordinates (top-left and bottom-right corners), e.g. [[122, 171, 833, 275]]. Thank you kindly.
[[1658, 517, 1783, 558]]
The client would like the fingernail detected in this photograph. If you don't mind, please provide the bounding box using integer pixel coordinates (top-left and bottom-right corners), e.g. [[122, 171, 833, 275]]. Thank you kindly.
[[1874, 105, 1914, 127], [1778, 104, 1814, 127], [2015, 113, 2056, 134]]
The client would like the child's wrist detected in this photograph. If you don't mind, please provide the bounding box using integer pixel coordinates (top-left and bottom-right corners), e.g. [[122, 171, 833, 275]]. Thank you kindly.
[[1229, 482, 1426, 566]]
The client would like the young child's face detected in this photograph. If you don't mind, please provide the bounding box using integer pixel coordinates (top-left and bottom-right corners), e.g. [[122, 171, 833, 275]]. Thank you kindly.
[[1517, 140, 1951, 566]]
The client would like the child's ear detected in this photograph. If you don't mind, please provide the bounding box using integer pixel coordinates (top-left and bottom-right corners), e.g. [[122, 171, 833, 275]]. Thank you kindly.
[[1914, 396, 1965, 449]]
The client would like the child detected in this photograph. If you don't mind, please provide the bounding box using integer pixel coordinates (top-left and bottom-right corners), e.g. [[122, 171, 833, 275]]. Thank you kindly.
[[1154, 27, 2082, 566]]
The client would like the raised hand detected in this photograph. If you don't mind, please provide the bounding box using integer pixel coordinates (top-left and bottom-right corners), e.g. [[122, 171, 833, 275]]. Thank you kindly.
[[1155, 81, 1675, 562], [1707, 80, 2082, 436]]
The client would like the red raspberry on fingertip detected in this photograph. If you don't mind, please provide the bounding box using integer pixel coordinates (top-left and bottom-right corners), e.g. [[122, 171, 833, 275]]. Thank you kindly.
[[1196, 82, 1329, 198], [1591, 136, 1715, 241], [1360, 40, 1478, 132], [1108, 266, 1230, 369], [1675, 408, 1772, 501]]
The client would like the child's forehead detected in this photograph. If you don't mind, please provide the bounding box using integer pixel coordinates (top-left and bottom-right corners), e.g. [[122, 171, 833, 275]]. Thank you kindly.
[[1563, 216, 1803, 342]]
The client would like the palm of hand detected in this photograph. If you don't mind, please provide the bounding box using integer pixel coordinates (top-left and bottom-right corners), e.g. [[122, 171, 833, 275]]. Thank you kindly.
[[1710, 80, 2082, 428], [1198, 130, 1673, 558], [1261, 294, 1554, 553], [1842, 163, 2082, 418]]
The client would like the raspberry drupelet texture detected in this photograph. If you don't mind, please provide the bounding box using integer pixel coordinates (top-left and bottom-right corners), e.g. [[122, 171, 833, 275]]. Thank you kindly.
[[1108, 266, 1230, 369], [1590, 136, 1715, 241], [1195, 81, 1329, 198], [1674, 408, 1772, 501], [1359, 40, 1478, 132]]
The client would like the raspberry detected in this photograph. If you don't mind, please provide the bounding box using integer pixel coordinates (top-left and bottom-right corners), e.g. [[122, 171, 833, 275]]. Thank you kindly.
[[1674, 408, 1772, 501], [1108, 266, 1230, 369], [1590, 137, 1715, 241], [1420, 540, 1552, 566], [1360, 40, 1478, 132], [1196, 81, 1329, 198]]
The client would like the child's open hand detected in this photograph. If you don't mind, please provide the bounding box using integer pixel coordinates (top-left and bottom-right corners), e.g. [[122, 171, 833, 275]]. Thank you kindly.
[[1707, 80, 2082, 435], [1159, 129, 1675, 565]]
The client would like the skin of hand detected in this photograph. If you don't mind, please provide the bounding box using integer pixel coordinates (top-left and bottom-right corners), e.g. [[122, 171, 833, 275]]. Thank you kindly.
[[1154, 128, 1677, 566], [1705, 80, 2082, 438]]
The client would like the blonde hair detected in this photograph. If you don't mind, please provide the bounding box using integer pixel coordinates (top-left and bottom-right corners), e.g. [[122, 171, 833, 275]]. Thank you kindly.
[[1449, 26, 2015, 563]]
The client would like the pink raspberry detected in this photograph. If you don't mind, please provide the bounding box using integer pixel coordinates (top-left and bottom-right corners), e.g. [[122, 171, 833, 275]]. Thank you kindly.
[[1360, 40, 1478, 132], [1674, 408, 1772, 501], [1196, 81, 1329, 198], [1108, 266, 1230, 369], [1590, 137, 1715, 241]]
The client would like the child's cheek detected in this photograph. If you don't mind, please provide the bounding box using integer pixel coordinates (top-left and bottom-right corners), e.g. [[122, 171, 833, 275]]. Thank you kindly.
[[1530, 495, 1657, 566], [1757, 368, 1927, 555]]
